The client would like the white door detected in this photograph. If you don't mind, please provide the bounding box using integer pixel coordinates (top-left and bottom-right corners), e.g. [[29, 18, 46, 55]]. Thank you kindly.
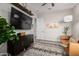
[[36, 18, 45, 40]]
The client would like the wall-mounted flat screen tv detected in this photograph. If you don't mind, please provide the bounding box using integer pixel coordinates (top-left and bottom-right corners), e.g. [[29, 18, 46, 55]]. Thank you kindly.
[[10, 7, 32, 30]]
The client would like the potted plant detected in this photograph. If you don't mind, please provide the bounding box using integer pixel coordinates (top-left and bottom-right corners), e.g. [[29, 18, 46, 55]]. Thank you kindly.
[[60, 26, 71, 45], [63, 26, 69, 35], [0, 16, 19, 54]]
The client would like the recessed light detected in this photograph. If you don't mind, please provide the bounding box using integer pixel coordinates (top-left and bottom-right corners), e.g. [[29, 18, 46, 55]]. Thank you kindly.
[[37, 10, 39, 12], [48, 8, 52, 10]]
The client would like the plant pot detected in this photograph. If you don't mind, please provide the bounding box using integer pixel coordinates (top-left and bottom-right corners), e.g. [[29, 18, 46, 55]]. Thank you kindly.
[[0, 42, 7, 53]]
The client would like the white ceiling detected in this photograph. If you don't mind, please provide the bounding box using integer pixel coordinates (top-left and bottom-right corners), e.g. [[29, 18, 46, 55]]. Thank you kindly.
[[26, 3, 76, 15]]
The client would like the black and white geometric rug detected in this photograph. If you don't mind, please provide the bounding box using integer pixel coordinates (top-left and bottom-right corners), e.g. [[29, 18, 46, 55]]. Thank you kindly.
[[20, 40, 64, 56]]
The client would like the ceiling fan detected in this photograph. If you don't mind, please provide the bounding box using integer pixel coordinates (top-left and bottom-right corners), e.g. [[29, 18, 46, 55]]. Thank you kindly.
[[41, 3, 55, 7]]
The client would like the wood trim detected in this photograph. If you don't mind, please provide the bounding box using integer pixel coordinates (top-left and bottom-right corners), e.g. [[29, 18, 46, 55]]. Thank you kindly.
[[11, 3, 34, 16]]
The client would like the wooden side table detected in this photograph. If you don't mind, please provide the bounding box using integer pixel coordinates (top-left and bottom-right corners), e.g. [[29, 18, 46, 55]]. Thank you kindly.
[[60, 35, 70, 55]]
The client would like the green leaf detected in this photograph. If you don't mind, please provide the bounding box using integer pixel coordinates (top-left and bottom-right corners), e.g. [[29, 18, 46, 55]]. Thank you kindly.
[[0, 16, 19, 45]]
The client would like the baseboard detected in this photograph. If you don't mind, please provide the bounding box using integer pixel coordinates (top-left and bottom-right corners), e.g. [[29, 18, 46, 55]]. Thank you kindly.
[[34, 39, 61, 45]]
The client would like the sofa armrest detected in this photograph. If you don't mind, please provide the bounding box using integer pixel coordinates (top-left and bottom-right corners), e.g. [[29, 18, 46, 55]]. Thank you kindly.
[[69, 42, 79, 56]]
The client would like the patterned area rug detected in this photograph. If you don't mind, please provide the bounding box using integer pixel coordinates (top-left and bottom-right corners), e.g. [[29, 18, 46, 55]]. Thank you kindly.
[[22, 40, 64, 56]]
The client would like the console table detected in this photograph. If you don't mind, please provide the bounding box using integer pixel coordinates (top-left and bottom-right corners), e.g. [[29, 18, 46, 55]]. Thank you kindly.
[[7, 34, 34, 56]]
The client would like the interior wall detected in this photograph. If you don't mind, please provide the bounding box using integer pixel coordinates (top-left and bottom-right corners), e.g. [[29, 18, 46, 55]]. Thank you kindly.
[[72, 4, 79, 40], [36, 10, 72, 41], [0, 3, 11, 23]]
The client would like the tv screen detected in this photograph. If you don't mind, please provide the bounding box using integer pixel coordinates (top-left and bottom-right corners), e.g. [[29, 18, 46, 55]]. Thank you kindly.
[[10, 7, 32, 30]]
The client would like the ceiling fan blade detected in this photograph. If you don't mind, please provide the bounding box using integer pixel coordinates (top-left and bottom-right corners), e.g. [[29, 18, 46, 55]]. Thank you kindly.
[[41, 3, 47, 6], [51, 3, 55, 7]]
